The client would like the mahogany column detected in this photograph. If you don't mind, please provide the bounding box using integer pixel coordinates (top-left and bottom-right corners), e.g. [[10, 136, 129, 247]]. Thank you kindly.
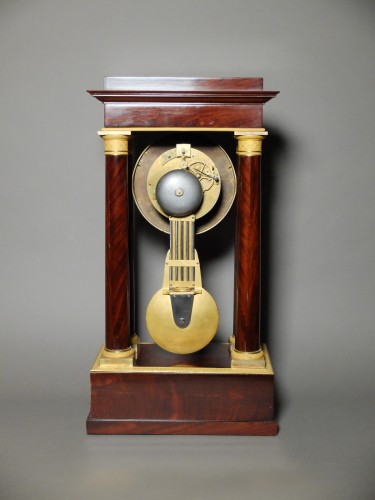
[[232, 132, 267, 364], [98, 130, 134, 359]]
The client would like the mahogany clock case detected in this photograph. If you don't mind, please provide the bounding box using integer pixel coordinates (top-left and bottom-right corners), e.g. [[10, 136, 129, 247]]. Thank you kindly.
[[86, 77, 278, 435]]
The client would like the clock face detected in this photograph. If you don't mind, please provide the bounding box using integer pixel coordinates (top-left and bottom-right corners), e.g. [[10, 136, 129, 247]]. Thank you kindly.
[[132, 136, 236, 234]]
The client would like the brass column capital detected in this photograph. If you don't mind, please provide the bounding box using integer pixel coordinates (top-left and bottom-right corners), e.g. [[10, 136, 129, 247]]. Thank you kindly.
[[235, 130, 268, 157], [98, 128, 131, 155]]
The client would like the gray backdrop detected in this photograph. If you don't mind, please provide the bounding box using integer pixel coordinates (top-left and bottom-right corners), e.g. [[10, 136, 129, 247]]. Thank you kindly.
[[1, 0, 374, 499]]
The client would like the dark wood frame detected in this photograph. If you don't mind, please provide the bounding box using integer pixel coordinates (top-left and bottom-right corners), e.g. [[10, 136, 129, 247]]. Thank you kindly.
[[86, 77, 279, 435]]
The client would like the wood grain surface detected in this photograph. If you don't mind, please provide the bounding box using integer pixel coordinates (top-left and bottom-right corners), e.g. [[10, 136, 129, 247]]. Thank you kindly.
[[234, 155, 261, 352], [105, 154, 132, 350]]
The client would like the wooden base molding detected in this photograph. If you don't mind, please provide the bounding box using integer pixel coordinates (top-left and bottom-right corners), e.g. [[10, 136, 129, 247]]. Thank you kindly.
[[86, 419, 277, 436], [87, 343, 277, 436]]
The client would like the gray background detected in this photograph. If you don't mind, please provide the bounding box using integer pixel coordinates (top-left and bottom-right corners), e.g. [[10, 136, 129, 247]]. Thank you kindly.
[[1, 0, 374, 499]]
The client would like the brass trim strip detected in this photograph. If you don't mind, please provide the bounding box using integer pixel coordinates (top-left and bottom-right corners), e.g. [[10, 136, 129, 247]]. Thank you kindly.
[[167, 259, 197, 266], [100, 127, 266, 133], [90, 343, 274, 375]]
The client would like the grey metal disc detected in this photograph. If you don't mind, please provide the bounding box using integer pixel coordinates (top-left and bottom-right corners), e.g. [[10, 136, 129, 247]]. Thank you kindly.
[[155, 169, 203, 217]]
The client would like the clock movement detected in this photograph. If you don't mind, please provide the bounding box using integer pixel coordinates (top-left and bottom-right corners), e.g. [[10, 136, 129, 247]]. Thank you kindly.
[[86, 77, 279, 435]]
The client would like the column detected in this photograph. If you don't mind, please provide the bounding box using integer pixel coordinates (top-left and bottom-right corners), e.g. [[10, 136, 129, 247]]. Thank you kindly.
[[232, 131, 268, 367], [98, 129, 134, 361]]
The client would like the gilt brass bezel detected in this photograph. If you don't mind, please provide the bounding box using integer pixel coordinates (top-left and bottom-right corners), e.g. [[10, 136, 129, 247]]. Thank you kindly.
[[132, 137, 237, 234]]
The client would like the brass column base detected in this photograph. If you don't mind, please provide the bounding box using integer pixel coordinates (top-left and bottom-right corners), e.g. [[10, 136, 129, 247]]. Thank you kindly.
[[231, 347, 266, 368], [99, 345, 135, 368]]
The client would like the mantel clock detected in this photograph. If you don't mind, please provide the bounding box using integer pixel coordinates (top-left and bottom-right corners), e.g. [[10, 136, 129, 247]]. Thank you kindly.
[[86, 77, 279, 435]]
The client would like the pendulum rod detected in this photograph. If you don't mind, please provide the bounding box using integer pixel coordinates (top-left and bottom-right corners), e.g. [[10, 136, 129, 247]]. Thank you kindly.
[[169, 216, 195, 291]]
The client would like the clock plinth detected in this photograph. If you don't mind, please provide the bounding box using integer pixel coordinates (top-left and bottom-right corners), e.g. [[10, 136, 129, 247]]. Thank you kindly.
[[87, 343, 277, 436], [86, 77, 279, 435]]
